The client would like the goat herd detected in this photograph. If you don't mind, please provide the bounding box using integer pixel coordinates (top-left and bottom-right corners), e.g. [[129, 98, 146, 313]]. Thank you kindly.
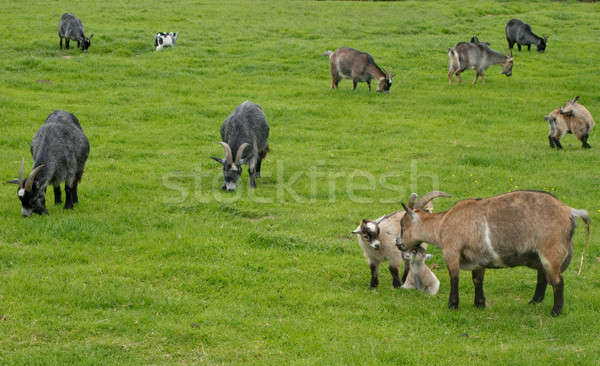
[[6, 12, 595, 317]]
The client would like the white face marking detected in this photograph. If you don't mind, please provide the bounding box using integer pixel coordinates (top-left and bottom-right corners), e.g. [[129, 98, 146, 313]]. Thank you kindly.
[[225, 182, 237, 191], [366, 222, 377, 232], [21, 207, 32, 217], [18, 188, 25, 197], [370, 239, 381, 249]]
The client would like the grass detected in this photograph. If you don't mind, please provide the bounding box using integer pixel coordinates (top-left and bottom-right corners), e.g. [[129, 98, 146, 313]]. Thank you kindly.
[[1, 0, 600, 364]]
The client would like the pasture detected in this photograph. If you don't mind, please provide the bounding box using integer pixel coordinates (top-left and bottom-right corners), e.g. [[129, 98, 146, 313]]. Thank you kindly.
[[1, 0, 599, 364]]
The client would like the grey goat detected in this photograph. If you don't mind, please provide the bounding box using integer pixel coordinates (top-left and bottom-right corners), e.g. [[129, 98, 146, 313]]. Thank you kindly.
[[59, 13, 93, 51], [211, 101, 269, 191], [7, 111, 90, 217]]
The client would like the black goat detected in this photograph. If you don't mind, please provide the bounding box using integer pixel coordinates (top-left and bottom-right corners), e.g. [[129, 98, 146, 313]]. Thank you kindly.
[[7, 111, 90, 216]]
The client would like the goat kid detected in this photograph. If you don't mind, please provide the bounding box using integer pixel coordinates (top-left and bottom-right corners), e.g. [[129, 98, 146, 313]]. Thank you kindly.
[[402, 247, 440, 296], [155, 32, 178, 51]]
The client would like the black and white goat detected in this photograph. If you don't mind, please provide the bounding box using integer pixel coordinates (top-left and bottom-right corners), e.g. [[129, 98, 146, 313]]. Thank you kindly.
[[155, 32, 178, 51], [211, 101, 269, 191], [7, 111, 90, 217]]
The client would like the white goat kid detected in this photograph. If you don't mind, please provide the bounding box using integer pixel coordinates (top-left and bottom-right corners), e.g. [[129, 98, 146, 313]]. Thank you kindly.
[[402, 248, 440, 295], [155, 32, 178, 51]]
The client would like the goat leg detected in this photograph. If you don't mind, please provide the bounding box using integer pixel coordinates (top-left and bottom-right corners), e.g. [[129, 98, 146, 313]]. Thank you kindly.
[[529, 268, 547, 304], [472, 268, 486, 308], [54, 185, 62, 204], [370, 263, 379, 288], [582, 134, 591, 148], [64, 185, 74, 209], [554, 138, 563, 150], [550, 276, 564, 317], [389, 265, 401, 288], [72, 182, 79, 204]]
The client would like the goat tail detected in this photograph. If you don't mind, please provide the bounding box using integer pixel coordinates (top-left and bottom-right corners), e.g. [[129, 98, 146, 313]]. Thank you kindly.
[[322, 50, 333, 58], [447, 47, 460, 70], [571, 209, 591, 275]]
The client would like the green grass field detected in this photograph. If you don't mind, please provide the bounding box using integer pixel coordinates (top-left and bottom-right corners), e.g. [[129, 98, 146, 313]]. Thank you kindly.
[[1, 0, 600, 364]]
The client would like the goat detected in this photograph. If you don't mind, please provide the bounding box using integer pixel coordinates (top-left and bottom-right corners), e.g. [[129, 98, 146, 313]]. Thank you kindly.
[[7, 110, 90, 217], [506, 19, 548, 53], [59, 13, 93, 51], [402, 247, 440, 296], [448, 42, 513, 85], [155, 32, 178, 51], [396, 191, 590, 316], [545, 96, 595, 149], [353, 212, 411, 289], [211, 101, 269, 191], [323, 47, 395, 92], [352, 199, 433, 289]]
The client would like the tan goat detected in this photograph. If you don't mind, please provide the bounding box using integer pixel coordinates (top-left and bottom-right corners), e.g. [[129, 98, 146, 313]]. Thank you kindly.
[[396, 191, 590, 317], [544, 96, 595, 149]]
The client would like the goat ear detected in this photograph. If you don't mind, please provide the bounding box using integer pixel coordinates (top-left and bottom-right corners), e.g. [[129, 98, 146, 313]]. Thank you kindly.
[[544, 35, 548, 42], [571, 96, 579, 104], [88, 34, 94, 40], [7, 179, 19, 184], [211, 156, 225, 165], [352, 226, 361, 235]]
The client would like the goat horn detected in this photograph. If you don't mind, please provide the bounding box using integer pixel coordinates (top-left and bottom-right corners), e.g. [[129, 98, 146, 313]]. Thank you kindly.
[[414, 191, 451, 210], [218, 142, 233, 165], [24, 164, 45, 192], [407, 193, 418, 209], [572, 96, 579, 104], [18, 157, 24, 188], [235, 143, 249, 164]]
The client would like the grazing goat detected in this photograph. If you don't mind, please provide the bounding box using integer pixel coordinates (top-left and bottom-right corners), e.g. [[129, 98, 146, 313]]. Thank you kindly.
[[352, 198, 433, 289], [7, 111, 90, 217], [211, 101, 269, 191], [448, 42, 513, 85], [506, 19, 547, 53], [323, 47, 395, 92], [545, 96, 595, 149], [402, 247, 440, 296], [396, 191, 590, 316], [59, 13, 93, 51], [155, 32, 178, 51]]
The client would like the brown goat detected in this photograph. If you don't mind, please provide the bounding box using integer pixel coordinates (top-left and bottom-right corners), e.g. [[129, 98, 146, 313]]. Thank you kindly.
[[545, 96, 595, 149], [323, 47, 394, 92], [396, 191, 590, 316]]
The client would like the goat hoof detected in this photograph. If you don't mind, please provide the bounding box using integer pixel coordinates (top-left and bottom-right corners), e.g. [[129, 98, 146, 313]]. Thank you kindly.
[[448, 302, 459, 310], [551, 308, 561, 317], [474, 300, 486, 308]]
